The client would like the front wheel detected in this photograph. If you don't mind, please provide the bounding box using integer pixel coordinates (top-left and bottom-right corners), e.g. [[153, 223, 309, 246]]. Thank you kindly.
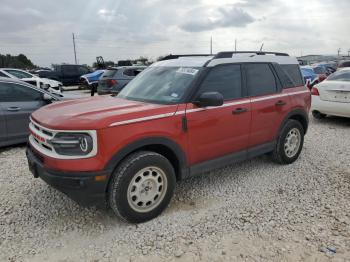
[[271, 120, 304, 164], [108, 151, 176, 223]]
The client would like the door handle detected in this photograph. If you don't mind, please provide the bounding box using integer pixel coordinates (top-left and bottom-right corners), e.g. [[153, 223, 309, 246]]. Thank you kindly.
[[232, 108, 248, 115], [275, 100, 287, 106], [7, 107, 21, 112]]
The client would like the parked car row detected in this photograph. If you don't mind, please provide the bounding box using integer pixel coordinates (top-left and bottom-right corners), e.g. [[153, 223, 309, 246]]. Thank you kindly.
[[0, 68, 63, 93]]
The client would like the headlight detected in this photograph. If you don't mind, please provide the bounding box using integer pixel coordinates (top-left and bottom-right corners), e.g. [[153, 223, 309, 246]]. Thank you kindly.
[[50, 133, 94, 156]]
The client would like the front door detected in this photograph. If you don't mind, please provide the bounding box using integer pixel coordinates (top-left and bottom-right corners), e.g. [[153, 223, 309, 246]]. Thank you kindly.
[[0, 104, 7, 145], [186, 64, 251, 166], [0, 82, 46, 142]]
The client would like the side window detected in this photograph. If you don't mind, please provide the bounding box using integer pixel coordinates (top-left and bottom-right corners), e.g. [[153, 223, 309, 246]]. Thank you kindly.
[[0, 82, 42, 102], [273, 65, 295, 88], [280, 64, 304, 87], [123, 69, 136, 77], [4, 69, 32, 79], [78, 66, 89, 75], [62, 65, 78, 76], [198, 64, 242, 100], [245, 64, 277, 96], [0, 71, 9, 78]]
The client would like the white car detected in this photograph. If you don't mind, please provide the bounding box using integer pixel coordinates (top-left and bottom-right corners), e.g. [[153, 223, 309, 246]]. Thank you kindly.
[[311, 68, 350, 119], [0, 68, 63, 93]]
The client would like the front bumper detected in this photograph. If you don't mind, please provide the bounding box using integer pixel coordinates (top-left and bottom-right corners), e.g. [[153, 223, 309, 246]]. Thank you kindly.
[[26, 146, 111, 206], [311, 95, 350, 118]]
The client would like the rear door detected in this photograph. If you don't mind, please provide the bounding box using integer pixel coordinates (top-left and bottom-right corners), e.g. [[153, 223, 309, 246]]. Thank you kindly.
[[186, 64, 251, 165], [0, 104, 7, 145], [244, 63, 291, 148], [0, 82, 46, 142]]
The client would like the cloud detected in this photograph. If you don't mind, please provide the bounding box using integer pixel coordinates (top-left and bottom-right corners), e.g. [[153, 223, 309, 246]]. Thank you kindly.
[[0, 6, 43, 32], [180, 5, 255, 32]]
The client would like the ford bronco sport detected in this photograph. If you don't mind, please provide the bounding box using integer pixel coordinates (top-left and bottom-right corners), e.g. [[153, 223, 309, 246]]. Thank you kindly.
[[26, 51, 311, 223]]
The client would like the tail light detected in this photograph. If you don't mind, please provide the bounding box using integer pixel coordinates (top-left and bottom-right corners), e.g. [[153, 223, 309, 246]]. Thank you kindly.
[[311, 87, 319, 96], [107, 79, 117, 87]]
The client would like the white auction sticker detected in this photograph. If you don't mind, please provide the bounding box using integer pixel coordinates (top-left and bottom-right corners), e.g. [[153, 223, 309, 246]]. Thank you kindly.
[[176, 67, 199, 75]]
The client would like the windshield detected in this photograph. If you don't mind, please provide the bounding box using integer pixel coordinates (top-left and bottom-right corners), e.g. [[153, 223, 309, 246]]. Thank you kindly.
[[117, 66, 201, 104], [327, 71, 350, 81]]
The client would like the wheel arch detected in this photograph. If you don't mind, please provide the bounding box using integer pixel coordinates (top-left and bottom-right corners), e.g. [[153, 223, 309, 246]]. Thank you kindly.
[[104, 137, 188, 182], [279, 109, 309, 135]]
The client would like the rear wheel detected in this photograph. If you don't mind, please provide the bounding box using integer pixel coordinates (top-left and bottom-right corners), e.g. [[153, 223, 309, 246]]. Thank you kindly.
[[271, 120, 304, 164], [312, 110, 326, 119], [108, 151, 176, 223]]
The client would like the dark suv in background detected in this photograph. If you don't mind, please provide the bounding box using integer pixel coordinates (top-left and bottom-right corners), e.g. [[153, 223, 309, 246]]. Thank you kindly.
[[39, 64, 91, 86], [97, 66, 146, 95]]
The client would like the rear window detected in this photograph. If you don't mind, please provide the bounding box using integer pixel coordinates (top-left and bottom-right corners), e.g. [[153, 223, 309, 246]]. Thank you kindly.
[[102, 69, 118, 78], [339, 61, 350, 68], [280, 64, 304, 87], [327, 71, 350, 81], [123, 68, 145, 77]]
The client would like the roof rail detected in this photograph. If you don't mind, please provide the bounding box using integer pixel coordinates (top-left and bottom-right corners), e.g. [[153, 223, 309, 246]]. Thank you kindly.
[[214, 51, 289, 59], [160, 54, 213, 61]]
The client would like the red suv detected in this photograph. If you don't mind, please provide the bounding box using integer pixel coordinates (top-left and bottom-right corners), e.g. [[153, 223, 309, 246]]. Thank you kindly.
[[26, 51, 311, 223]]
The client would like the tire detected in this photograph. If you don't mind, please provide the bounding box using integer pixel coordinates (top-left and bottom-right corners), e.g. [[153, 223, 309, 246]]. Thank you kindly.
[[312, 110, 326, 119], [108, 151, 176, 223], [271, 119, 304, 164]]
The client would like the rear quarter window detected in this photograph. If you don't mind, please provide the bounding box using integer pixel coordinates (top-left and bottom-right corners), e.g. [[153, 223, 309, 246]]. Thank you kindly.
[[101, 69, 118, 78], [280, 64, 304, 87]]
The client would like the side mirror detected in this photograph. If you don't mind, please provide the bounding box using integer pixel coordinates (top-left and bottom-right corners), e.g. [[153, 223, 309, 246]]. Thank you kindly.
[[194, 92, 224, 107]]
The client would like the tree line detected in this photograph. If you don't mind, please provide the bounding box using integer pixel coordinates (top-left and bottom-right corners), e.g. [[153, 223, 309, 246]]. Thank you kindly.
[[0, 54, 37, 69]]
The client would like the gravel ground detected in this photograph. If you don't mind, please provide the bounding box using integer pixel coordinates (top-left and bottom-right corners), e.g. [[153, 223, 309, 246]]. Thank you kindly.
[[0, 116, 349, 262]]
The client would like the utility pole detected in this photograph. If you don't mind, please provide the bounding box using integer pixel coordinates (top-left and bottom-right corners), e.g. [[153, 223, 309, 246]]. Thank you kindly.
[[234, 39, 237, 52], [210, 36, 213, 55], [72, 33, 77, 64], [348, 49, 350, 57]]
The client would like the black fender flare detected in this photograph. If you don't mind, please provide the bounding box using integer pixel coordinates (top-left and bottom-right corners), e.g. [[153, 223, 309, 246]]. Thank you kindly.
[[278, 108, 309, 136], [104, 137, 188, 180]]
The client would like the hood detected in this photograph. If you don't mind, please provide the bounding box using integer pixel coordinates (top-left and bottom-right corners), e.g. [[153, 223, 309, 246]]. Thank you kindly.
[[82, 70, 105, 78], [40, 78, 62, 86], [31, 96, 178, 130], [21, 76, 62, 87]]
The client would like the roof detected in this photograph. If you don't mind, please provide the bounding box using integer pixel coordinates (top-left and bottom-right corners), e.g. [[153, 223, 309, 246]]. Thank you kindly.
[[151, 51, 298, 68], [107, 66, 147, 70], [153, 56, 213, 67]]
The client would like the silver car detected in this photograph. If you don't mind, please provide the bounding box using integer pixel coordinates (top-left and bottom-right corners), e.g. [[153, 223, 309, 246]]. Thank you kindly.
[[97, 66, 146, 95], [0, 77, 75, 147]]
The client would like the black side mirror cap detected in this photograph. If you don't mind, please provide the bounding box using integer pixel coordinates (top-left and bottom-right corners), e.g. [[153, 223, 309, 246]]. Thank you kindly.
[[194, 92, 224, 107]]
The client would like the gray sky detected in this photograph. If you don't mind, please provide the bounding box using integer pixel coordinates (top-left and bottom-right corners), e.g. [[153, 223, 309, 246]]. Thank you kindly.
[[1, 0, 349, 67]]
